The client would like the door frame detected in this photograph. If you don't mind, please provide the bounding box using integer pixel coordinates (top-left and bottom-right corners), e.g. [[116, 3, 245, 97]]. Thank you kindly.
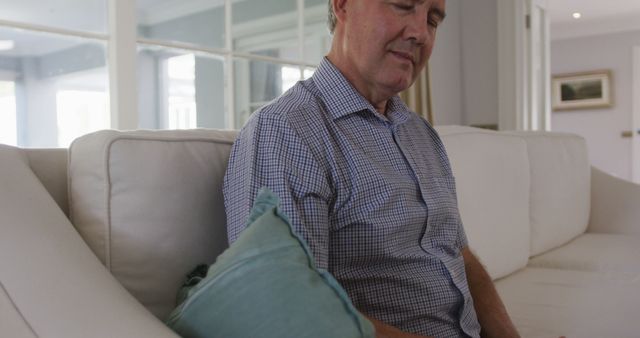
[[632, 46, 640, 183], [526, 0, 551, 131], [497, 0, 551, 131]]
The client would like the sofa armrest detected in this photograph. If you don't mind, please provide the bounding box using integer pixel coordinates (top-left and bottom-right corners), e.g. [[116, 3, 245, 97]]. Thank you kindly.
[[0, 145, 178, 338], [24, 148, 69, 217], [588, 166, 640, 235]]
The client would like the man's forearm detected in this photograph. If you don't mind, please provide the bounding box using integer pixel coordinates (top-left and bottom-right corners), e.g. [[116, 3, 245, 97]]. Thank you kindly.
[[365, 316, 433, 338], [462, 248, 520, 338]]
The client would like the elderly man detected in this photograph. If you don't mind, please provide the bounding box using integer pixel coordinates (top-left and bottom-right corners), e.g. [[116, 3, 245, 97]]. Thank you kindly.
[[224, 0, 520, 337]]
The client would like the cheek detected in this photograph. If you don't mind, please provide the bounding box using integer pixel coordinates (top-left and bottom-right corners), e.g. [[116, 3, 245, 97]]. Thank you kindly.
[[349, 23, 378, 55], [425, 32, 437, 58], [417, 44, 432, 69], [367, 17, 394, 50]]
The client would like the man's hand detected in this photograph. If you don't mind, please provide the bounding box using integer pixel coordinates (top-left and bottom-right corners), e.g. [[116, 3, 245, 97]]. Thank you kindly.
[[365, 316, 433, 338]]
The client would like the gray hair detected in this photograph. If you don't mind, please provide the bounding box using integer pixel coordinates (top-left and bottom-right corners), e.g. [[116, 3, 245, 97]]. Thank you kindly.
[[328, 0, 336, 34]]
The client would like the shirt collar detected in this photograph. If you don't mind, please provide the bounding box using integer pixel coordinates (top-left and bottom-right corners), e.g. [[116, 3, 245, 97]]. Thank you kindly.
[[312, 57, 412, 125]]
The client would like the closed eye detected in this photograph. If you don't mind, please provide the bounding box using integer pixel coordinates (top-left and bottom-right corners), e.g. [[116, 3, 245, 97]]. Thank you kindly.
[[430, 8, 446, 26], [428, 17, 440, 28], [393, 4, 414, 12], [391, 1, 415, 12]]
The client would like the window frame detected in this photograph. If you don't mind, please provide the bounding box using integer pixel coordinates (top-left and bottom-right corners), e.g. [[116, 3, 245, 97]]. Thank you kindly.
[[0, 0, 328, 133]]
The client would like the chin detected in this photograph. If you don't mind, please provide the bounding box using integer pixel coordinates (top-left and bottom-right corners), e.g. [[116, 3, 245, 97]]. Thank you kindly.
[[389, 78, 414, 94], [376, 71, 415, 95]]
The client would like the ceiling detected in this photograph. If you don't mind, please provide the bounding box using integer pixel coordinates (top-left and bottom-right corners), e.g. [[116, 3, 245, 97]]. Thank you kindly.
[[547, 0, 640, 40]]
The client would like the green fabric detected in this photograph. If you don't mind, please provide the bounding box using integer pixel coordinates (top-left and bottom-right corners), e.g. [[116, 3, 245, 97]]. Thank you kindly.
[[166, 188, 375, 338]]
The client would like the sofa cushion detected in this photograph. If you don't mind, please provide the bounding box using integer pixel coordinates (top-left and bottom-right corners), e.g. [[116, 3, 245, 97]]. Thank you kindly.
[[68, 129, 238, 320], [437, 126, 530, 280], [0, 144, 177, 338], [528, 233, 640, 274], [167, 188, 375, 338], [496, 267, 640, 338], [507, 131, 590, 256]]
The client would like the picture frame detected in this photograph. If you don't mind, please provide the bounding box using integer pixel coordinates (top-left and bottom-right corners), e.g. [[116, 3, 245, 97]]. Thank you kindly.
[[552, 70, 613, 111]]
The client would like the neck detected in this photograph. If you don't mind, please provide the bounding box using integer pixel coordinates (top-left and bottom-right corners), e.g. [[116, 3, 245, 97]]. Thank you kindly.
[[326, 52, 392, 115]]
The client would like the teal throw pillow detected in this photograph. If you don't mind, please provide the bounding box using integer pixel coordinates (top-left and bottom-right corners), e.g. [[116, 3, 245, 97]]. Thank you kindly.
[[166, 188, 375, 338]]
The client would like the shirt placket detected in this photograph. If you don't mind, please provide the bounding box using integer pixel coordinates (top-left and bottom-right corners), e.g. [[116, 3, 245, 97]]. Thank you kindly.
[[392, 123, 480, 338]]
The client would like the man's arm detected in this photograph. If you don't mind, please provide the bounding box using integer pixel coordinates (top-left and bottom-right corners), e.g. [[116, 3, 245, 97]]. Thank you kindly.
[[364, 248, 518, 338], [462, 248, 520, 338], [224, 113, 333, 268]]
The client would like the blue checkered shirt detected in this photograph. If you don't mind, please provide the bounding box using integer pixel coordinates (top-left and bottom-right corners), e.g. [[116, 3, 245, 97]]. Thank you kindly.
[[224, 58, 481, 337]]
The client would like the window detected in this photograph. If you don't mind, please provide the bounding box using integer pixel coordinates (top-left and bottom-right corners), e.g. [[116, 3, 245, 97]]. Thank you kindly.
[[233, 59, 303, 127], [137, 45, 226, 130], [0, 0, 107, 34], [165, 54, 197, 130], [0, 0, 332, 147], [56, 89, 110, 148], [0, 81, 17, 146], [282, 66, 300, 93], [0, 1, 109, 148], [137, 0, 331, 130]]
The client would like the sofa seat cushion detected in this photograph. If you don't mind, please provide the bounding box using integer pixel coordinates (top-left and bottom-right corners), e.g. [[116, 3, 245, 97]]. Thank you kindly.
[[68, 129, 238, 320], [437, 126, 530, 280], [496, 267, 639, 338], [528, 233, 640, 275]]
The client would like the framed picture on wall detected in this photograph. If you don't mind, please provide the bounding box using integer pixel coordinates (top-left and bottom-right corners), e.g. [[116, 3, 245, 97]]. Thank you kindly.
[[552, 70, 613, 111]]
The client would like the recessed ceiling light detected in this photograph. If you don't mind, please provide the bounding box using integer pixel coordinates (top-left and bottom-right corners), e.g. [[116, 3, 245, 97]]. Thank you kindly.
[[0, 40, 15, 51], [572, 12, 582, 19]]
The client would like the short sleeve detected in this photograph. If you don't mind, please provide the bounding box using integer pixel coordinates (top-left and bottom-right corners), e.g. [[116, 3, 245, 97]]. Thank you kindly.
[[457, 219, 469, 250], [223, 111, 333, 269]]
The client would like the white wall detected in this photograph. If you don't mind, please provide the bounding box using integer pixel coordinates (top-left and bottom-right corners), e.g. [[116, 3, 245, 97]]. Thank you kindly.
[[430, 0, 499, 127], [430, 0, 463, 125], [551, 29, 640, 180], [431, 2, 640, 179], [460, 0, 499, 126]]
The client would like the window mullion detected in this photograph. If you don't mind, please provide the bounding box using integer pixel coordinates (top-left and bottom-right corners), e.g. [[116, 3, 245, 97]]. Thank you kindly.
[[297, 0, 305, 81], [108, 0, 138, 130], [225, 0, 235, 129]]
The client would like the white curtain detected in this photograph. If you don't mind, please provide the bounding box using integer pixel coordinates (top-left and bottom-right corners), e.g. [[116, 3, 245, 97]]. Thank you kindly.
[[400, 63, 433, 125]]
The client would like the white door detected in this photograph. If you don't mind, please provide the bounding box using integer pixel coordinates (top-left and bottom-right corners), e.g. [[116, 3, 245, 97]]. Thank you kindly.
[[526, 0, 551, 131], [632, 46, 640, 183]]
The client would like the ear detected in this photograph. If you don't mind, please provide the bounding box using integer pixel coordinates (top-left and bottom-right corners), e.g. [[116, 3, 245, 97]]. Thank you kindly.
[[332, 0, 349, 25]]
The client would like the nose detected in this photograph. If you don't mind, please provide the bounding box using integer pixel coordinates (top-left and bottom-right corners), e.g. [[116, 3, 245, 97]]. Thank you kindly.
[[403, 11, 430, 46]]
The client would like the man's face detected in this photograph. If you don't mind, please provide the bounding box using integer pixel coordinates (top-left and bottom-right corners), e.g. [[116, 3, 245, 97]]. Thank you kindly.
[[339, 0, 445, 96]]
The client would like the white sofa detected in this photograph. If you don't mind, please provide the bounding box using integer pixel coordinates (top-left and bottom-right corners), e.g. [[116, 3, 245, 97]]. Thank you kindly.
[[439, 126, 640, 337], [1, 126, 639, 338]]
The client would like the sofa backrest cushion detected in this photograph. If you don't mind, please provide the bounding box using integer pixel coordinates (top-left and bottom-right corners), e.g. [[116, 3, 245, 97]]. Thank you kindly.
[[437, 126, 531, 280], [68, 129, 238, 320], [507, 131, 590, 256]]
